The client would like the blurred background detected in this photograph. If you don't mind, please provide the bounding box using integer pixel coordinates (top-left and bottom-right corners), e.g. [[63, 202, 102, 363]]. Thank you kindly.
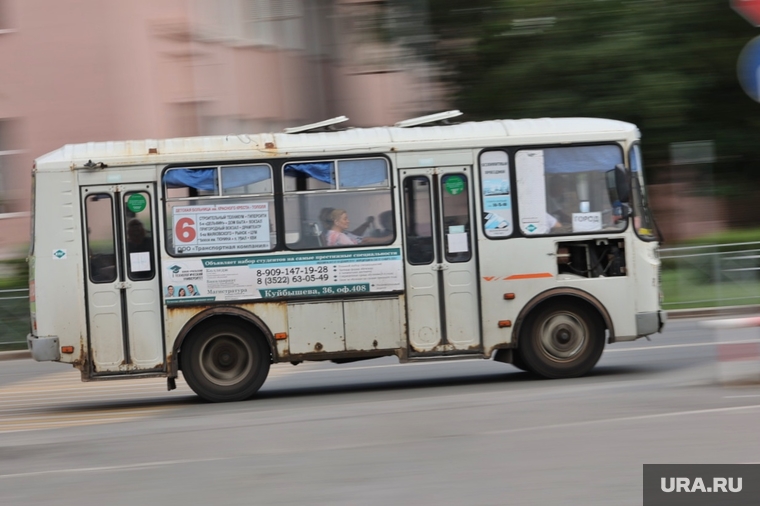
[[4, 0, 760, 347]]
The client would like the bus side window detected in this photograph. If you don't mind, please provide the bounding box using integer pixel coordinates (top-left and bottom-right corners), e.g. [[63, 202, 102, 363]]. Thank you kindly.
[[124, 191, 155, 281], [283, 158, 393, 250], [85, 194, 118, 283], [404, 177, 434, 265]]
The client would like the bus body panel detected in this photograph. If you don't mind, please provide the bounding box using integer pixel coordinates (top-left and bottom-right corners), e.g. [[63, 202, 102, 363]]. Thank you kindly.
[[81, 183, 165, 374], [401, 166, 481, 354], [31, 169, 88, 366], [27, 117, 662, 391], [396, 150, 474, 169], [163, 296, 405, 364]]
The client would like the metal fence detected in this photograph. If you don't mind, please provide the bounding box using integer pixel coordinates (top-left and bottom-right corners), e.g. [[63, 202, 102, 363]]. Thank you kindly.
[[660, 241, 760, 310], [3, 242, 760, 351], [0, 288, 29, 351]]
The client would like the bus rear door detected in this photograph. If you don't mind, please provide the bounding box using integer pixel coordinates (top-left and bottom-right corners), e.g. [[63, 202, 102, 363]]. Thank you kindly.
[[401, 167, 481, 354], [82, 184, 164, 374]]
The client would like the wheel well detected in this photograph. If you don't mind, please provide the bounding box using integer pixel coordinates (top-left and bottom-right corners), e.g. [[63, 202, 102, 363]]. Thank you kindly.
[[513, 291, 611, 348], [172, 310, 275, 376]]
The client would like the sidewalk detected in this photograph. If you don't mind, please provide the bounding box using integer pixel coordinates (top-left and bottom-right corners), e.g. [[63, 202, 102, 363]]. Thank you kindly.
[[0, 349, 31, 361]]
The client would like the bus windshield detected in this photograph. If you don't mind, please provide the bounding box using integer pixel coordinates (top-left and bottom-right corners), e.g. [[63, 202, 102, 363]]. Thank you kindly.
[[629, 144, 657, 240], [515, 144, 627, 236]]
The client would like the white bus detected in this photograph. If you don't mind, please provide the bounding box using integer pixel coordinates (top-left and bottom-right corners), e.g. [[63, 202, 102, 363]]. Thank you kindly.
[[27, 113, 665, 402]]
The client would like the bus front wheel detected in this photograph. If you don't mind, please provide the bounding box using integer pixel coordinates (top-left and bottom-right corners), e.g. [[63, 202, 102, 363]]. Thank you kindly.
[[180, 321, 270, 402], [519, 301, 604, 379]]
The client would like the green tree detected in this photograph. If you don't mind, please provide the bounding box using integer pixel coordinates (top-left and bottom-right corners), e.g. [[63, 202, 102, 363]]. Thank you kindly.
[[429, 0, 760, 188]]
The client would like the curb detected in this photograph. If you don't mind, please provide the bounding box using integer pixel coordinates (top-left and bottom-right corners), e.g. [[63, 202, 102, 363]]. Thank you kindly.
[[666, 305, 760, 320], [0, 350, 31, 361]]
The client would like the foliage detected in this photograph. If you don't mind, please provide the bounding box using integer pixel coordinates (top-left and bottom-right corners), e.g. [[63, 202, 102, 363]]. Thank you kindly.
[[0, 258, 29, 350], [428, 0, 760, 189], [0, 257, 28, 290], [676, 227, 760, 247]]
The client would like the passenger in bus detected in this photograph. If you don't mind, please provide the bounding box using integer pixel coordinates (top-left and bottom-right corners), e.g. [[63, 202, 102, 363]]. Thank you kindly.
[[371, 210, 394, 240], [546, 213, 563, 231], [319, 207, 374, 238], [127, 219, 152, 252], [126, 218, 154, 279], [324, 209, 389, 247]]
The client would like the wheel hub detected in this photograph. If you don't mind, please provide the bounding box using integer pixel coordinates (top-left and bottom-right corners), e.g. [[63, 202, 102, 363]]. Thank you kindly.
[[215, 348, 235, 369], [539, 313, 588, 362], [199, 335, 254, 386]]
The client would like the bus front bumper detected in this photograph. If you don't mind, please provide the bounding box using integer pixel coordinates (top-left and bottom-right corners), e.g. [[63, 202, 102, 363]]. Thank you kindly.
[[636, 310, 667, 337], [26, 334, 60, 362]]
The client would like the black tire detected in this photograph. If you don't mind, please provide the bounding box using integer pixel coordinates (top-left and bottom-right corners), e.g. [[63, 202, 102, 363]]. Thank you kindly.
[[180, 321, 270, 402], [519, 300, 604, 379], [510, 347, 533, 373]]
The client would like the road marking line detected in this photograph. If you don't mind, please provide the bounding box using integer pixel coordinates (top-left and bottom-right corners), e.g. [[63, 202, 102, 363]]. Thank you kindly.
[[606, 339, 760, 353], [484, 404, 760, 435], [0, 458, 231, 479]]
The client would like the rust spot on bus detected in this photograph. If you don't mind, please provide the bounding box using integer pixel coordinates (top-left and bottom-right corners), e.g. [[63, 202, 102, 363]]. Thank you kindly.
[[314, 342, 323, 351], [73, 335, 87, 370]]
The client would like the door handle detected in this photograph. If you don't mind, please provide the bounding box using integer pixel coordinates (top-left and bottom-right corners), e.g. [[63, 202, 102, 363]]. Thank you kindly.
[[114, 281, 132, 290], [431, 264, 449, 271]]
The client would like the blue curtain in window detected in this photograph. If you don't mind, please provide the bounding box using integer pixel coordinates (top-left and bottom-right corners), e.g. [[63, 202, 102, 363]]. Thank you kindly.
[[163, 168, 218, 191], [544, 146, 623, 174], [164, 166, 271, 190], [284, 162, 334, 184]]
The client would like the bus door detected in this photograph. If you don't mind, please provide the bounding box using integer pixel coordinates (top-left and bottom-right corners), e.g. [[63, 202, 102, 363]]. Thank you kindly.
[[401, 167, 481, 354], [82, 184, 164, 374]]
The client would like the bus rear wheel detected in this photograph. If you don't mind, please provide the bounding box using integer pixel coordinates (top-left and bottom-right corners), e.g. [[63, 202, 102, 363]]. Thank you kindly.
[[519, 301, 604, 379], [181, 321, 270, 402]]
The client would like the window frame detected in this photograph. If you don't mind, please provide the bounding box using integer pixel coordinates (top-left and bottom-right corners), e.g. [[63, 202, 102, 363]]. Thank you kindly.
[[510, 142, 628, 238], [477, 148, 515, 240], [84, 193, 118, 284], [629, 142, 657, 242], [162, 162, 276, 257], [282, 155, 395, 251], [123, 190, 156, 281]]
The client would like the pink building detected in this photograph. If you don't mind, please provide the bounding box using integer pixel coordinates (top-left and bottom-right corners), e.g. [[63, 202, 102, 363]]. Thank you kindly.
[[0, 0, 443, 256]]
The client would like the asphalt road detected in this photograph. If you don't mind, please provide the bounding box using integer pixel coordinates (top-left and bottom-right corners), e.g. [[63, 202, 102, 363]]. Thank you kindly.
[[1, 319, 759, 505]]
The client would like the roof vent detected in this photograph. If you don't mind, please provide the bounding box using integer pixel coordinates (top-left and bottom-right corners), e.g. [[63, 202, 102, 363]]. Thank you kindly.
[[394, 110, 463, 128], [284, 116, 349, 134]]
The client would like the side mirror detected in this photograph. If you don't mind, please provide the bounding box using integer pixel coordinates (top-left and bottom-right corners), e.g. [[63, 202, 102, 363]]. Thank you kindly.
[[606, 165, 630, 204]]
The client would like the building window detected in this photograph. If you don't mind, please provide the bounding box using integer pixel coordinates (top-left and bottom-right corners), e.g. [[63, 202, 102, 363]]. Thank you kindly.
[[0, 119, 23, 215], [241, 0, 305, 50], [0, 0, 15, 31]]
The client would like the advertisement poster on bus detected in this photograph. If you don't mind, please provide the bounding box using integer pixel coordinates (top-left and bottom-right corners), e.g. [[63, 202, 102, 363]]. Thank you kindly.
[[479, 150, 513, 237], [163, 248, 403, 304], [171, 202, 271, 254]]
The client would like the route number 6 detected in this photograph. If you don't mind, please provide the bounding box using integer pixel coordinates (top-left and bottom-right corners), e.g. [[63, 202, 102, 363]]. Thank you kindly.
[[175, 217, 196, 243]]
